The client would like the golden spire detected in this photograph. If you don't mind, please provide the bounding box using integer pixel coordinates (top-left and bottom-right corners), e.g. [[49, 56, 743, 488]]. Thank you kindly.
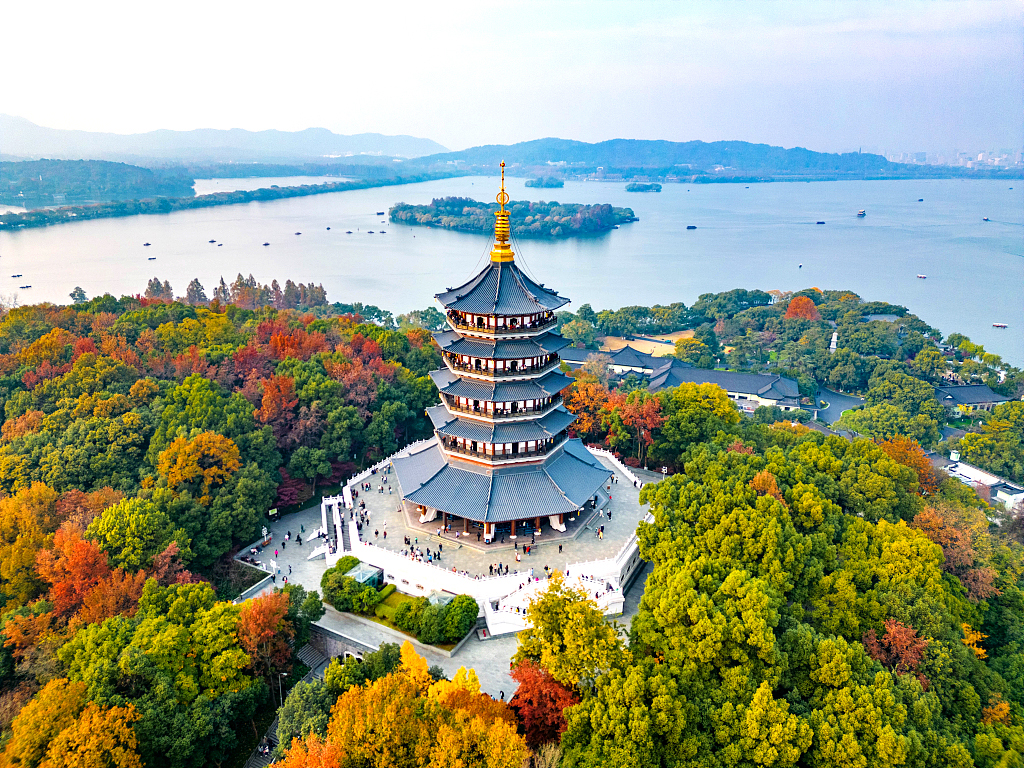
[[490, 161, 515, 262]]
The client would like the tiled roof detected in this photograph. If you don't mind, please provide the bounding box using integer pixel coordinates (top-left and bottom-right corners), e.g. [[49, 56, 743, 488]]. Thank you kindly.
[[433, 330, 570, 359], [392, 438, 610, 523], [934, 384, 1009, 406], [427, 405, 576, 443], [560, 344, 684, 371], [435, 261, 569, 315], [429, 368, 572, 400], [647, 359, 800, 401]]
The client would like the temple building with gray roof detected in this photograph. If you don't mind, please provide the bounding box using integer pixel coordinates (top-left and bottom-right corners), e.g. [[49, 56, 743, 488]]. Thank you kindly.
[[392, 166, 611, 542]]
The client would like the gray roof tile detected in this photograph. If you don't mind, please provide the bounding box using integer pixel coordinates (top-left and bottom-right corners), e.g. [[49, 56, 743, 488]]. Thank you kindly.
[[435, 261, 569, 315]]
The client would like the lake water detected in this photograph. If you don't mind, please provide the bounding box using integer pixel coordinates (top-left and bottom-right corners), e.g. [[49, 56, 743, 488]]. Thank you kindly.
[[0, 175, 1020, 364]]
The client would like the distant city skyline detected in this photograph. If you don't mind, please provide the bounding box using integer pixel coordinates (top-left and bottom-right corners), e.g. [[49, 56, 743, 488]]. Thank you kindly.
[[2, 0, 1020, 157]]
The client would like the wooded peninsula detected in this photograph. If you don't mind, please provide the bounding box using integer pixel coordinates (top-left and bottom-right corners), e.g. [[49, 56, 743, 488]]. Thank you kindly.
[[388, 196, 637, 238]]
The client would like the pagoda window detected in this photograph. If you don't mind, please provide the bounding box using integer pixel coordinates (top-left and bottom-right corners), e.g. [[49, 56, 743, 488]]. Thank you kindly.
[[471, 441, 478, 452], [476, 317, 485, 328], [509, 317, 519, 328], [473, 399, 480, 411], [511, 401, 519, 413], [509, 360, 518, 372], [474, 359, 482, 371]]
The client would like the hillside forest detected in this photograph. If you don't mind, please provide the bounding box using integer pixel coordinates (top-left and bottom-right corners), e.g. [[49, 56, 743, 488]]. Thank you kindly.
[[0, 277, 1022, 767]]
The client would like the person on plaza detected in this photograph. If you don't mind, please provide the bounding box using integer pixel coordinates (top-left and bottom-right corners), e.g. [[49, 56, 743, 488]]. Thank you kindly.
[[275, 549, 279, 558], [297, 535, 302, 545], [375, 529, 379, 539], [383, 530, 387, 539], [477, 531, 481, 542], [608, 510, 612, 521], [288, 565, 292, 574], [282, 540, 286, 549], [531, 534, 535, 545], [489, 564, 494, 576], [558, 543, 563, 553], [516, 552, 521, 563]]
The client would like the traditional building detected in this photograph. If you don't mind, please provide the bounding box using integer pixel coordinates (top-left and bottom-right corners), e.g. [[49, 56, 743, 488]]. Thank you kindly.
[[392, 165, 611, 543]]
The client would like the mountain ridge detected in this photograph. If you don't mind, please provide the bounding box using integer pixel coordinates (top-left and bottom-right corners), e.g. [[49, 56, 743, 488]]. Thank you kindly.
[[0, 115, 448, 162]]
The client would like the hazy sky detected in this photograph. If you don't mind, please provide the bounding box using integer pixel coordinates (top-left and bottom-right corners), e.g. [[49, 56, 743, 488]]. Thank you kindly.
[[3, 0, 1021, 154]]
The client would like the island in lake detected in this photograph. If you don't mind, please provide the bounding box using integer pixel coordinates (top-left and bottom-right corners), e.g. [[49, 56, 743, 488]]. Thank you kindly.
[[389, 196, 636, 237], [524, 176, 564, 188], [626, 182, 662, 192]]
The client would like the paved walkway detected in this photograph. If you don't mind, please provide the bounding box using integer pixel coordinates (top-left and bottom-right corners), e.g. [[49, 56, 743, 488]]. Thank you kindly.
[[816, 387, 866, 424], [349, 456, 649, 577]]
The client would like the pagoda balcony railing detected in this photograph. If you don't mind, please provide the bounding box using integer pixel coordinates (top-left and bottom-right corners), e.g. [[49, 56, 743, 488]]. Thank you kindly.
[[446, 313, 556, 336], [443, 356, 561, 379], [439, 435, 566, 463], [441, 395, 563, 420]]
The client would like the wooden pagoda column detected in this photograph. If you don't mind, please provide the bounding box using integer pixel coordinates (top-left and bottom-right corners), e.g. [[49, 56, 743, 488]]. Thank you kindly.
[[511, 520, 517, 536]]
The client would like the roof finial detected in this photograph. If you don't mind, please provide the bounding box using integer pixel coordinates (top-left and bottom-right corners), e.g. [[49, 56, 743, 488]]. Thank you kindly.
[[490, 160, 515, 263]]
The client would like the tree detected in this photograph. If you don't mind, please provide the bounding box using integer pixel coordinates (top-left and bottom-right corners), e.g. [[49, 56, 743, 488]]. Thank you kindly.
[[561, 318, 597, 348], [156, 431, 242, 505], [784, 295, 821, 321], [36, 524, 111, 617], [85, 497, 182, 570], [509, 660, 579, 747], [880, 436, 939, 494], [40, 703, 143, 768], [276, 679, 334, 753], [238, 590, 294, 680], [862, 618, 929, 677], [673, 336, 710, 364], [837, 403, 941, 448], [184, 278, 208, 306], [278, 583, 325, 646], [69, 287, 88, 305], [513, 571, 626, 688], [0, 678, 88, 768]]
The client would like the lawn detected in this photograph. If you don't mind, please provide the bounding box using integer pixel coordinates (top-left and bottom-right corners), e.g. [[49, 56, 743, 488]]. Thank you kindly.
[[368, 591, 458, 651]]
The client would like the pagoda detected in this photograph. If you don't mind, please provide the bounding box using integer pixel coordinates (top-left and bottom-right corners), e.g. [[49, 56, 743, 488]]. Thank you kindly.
[[392, 163, 612, 543]]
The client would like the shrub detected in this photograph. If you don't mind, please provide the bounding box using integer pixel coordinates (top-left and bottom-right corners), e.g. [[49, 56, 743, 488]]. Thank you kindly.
[[375, 603, 396, 621], [418, 603, 446, 645], [443, 595, 479, 642], [394, 596, 428, 633], [378, 584, 397, 600]]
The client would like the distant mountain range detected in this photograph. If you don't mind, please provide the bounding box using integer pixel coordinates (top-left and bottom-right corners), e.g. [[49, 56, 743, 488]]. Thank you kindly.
[[0, 115, 448, 163], [413, 137, 1009, 180]]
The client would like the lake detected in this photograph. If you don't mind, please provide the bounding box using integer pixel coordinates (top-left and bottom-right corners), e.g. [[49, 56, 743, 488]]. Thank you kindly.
[[192, 176, 352, 195], [0, 175, 1020, 364]]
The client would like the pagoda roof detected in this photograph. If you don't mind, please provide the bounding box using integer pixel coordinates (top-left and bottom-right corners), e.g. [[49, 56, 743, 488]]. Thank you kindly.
[[429, 368, 572, 401], [426, 404, 576, 443], [435, 260, 569, 315], [433, 329, 570, 359], [391, 437, 611, 523]]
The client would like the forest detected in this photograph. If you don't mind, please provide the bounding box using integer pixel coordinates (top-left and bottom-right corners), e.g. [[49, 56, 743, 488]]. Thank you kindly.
[[0, 171, 458, 231], [1, 278, 1023, 767], [0, 160, 195, 208], [388, 197, 637, 238]]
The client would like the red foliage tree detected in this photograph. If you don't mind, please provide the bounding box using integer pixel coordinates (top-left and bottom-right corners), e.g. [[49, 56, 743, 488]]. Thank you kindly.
[[149, 541, 198, 586], [238, 591, 294, 680], [79, 568, 148, 624], [862, 619, 930, 687], [255, 375, 298, 440], [35, 525, 111, 617], [784, 296, 821, 321], [914, 506, 999, 602], [509, 660, 580, 748]]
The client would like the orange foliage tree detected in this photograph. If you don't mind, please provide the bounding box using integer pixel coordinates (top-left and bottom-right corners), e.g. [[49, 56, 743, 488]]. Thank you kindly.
[[0, 678, 88, 768], [914, 504, 999, 602], [36, 525, 111, 617], [238, 591, 294, 680], [880, 436, 938, 494], [783, 295, 821, 321], [749, 470, 786, 504], [39, 702, 143, 768], [563, 376, 610, 442]]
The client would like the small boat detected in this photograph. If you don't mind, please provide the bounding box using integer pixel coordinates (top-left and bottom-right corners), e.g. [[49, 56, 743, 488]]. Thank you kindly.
[[19, 285, 31, 289], [816, 221, 825, 225], [326, 227, 331, 230], [686, 225, 696, 230], [143, 242, 151, 246], [263, 242, 270, 246], [380, 231, 386, 234], [148, 257, 156, 261], [857, 210, 866, 217], [983, 217, 990, 222], [294, 232, 301, 235], [375, 211, 385, 215], [368, 231, 375, 234], [798, 264, 803, 268], [346, 230, 352, 234], [993, 323, 1008, 328], [918, 198, 924, 202], [208, 239, 216, 243], [10, 274, 21, 278], [917, 274, 927, 279], [217, 243, 222, 246]]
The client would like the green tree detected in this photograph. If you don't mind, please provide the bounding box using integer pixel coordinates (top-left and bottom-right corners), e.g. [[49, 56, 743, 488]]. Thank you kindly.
[[86, 497, 186, 570]]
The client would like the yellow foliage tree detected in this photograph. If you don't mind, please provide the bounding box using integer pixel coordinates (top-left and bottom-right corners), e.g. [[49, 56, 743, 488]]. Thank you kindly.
[[156, 431, 241, 505], [961, 623, 988, 659], [39, 703, 143, 768]]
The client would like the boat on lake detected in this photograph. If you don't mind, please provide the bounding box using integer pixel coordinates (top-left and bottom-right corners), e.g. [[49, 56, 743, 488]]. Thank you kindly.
[[376, 211, 385, 215], [816, 221, 825, 225], [918, 199, 924, 202], [294, 232, 301, 235], [326, 227, 331, 230], [10, 274, 21, 278], [993, 323, 1008, 328], [857, 210, 866, 217], [346, 231, 352, 234], [263, 242, 270, 246], [148, 257, 156, 261], [143, 242, 151, 246], [368, 231, 375, 234], [983, 217, 990, 222], [917, 274, 927, 279], [208, 239, 216, 243], [686, 225, 696, 230]]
